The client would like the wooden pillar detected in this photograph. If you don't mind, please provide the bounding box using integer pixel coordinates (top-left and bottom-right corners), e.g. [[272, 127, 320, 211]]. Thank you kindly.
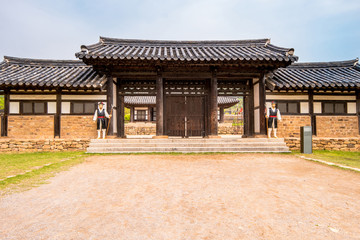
[[130, 107, 134, 122], [54, 89, 61, 138], [209, 70, 218, 136], [259, 75, 266, 135], [243, 80, 254, 137], [356, 90, 360, 135], [309, 90, 316, 135], [147, 107, 152, 122], [116, 81, 125, 138], [1, 89, 9, 137], [106, 75, 114, 135], [219, 107, 224, 123], [156, 71, 165, 136]]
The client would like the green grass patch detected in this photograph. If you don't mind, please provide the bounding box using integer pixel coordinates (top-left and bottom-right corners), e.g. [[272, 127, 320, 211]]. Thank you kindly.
[[295, 150, 360, 169], [0, 152, 87, 195]]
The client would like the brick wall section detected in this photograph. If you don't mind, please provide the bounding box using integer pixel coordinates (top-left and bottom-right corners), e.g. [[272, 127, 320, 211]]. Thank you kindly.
[[316, 116, 359, 137], [61, 115, 97, 139], [8, 116, 54, 139], [285, 137, 360, 151], [0, 139, 90, 152], [277, 115, 311, 138]]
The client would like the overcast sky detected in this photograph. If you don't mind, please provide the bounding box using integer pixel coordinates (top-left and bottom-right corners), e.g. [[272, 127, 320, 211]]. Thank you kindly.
[[0, 0, 359, 62]]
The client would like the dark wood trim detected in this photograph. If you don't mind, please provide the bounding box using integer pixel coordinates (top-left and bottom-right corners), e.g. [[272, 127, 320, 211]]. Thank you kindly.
[[147, 107, 152, 122], [243, 80, 254, 137], [156, 71, 165, 136], [130, 107, 134, 122], [259, 74, 266, 135], [54, 89, 61, 138], [106, 75, 114, 135], [209, 70, 218, 136], [116, 81, 125, 138], [309, 90, 316, 136], [1, 89, 9, 137]]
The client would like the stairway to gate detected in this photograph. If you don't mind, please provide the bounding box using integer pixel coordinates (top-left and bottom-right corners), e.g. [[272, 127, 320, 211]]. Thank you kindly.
[[86, 138, 290, 153]]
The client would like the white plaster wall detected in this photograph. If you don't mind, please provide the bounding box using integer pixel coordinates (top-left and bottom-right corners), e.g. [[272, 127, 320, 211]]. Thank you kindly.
[[10, 94, 56, 100], [314, 102, 322, 114], [300, 102, 309, 114], [9, 102, 20, 114], [254, 108, 260, 133], [62, 95, 107, 100], [47, 102, 57, 114], [62, 102, 71, 114], [253, 82, 259, 108], [347, 102, 357, 114], [266, 94, 308, 100], [313, 95, 356, 101]]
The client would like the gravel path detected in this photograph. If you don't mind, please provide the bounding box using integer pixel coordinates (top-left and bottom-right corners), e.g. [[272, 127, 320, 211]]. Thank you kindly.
[[1, 154, 360, 240]]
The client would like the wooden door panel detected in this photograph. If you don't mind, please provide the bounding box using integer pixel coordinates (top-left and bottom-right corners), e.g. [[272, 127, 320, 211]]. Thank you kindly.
[[165, 96, 185, 136], [186, 96, 205, 137]]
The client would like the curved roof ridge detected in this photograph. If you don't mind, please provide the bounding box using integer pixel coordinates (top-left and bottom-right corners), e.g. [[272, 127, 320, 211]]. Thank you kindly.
[[3, 56, 86, 67], [99, 36, 270, 46], [289, 58, 358, 69]]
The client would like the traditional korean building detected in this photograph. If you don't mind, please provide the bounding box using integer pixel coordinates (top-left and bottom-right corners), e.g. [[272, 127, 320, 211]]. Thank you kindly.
[[0, 37, 359, 141]]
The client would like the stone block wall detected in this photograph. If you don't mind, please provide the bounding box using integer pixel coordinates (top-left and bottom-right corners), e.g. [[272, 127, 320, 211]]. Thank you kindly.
[[125, 122, 156, 135], [316, 116, 359, 137], [0, 139, 90, 152], [8, 116, 54, 139], [61, 115, 97, 139], [277, 115, 311, 138], [285, 137, 360, 151], [218, 123, 243, 135]]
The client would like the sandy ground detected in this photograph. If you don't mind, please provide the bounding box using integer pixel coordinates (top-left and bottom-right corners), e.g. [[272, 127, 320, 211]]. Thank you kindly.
[[1, 154, 360, 240]]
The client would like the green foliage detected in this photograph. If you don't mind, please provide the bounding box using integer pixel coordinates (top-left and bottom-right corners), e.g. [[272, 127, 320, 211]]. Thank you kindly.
[[124, 114, 130, 122], [0, 95, 4, 110]]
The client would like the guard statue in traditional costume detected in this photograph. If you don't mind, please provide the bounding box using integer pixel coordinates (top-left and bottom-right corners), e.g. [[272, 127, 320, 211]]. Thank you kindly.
[[93, 102, 111, 139], [266, 101, 282, 138]]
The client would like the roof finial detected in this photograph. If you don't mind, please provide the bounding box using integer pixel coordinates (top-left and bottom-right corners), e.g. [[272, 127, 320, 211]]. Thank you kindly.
[[265, 39, 271, 47], [80, 45, 88, 53], [354, 58, 359, 66]]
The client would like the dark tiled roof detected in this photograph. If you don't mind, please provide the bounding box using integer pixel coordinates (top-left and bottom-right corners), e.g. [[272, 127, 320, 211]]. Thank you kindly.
[[0, 56, 107, 89], [269, 59, 360, 90], [76, 37, 298, 63], [124, 96, 239, 107]]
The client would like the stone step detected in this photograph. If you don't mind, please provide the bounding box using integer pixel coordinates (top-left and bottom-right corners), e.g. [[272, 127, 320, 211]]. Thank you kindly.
[[90, 138, 285, 144], [86, 146, 290, 153], [88, 142, 287, 148]]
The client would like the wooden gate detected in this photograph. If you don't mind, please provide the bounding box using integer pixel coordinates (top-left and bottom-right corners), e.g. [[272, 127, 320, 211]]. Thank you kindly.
[[165, 96, 205, 137]]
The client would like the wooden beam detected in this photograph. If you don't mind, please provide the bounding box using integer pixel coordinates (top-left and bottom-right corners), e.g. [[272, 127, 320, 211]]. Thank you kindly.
[[156, 71, 165, 136], [54, 89, 61, 138], [106, 75, 114, 135], [219, 107, 224, 123], [309, 90, 316, 136], [147, 107, 152, 122], [116, 82, 125, 138], [130, 107, 134, 122], [259, 74, 266, 135], [1, 89, 9, 137], [243, 80, 254, 137], [209, 70, 218, 136]]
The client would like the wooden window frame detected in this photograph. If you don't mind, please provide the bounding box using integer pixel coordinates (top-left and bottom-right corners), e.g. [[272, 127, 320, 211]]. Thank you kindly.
[[19, 101, 48, 115], [135, 110, 147, 121], [320, 101, 348, 115], [69, 101, 98, 115], [268, 101, 302, 115]]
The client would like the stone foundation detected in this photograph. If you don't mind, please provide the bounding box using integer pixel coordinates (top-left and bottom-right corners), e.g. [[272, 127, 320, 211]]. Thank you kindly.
[[61, 115, 97, 139], [316, 116, 359, 137], [0, 139, 90, 152], [8, 116, 54, 139], [277, 115, 311, 138], [285, 137, 360, 151]]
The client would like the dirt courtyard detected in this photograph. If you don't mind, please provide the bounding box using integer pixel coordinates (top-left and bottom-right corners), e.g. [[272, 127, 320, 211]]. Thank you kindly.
[[1, 154, 360, 240]]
